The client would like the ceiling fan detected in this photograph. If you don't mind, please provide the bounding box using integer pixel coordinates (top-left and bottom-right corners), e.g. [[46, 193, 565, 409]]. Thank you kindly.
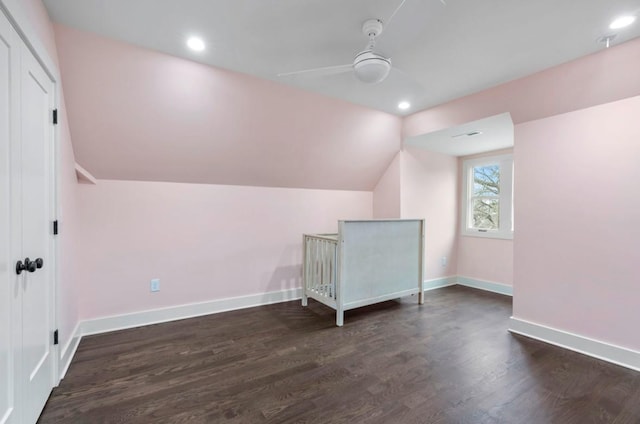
[[277, 0, 445, 84]]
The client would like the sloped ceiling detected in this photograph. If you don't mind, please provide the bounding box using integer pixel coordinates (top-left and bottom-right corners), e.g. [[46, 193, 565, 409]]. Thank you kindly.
[[405, 113, 514, 157], [49, 1, 640, 190], [55, 25, 401, 191], [44, 0, 640, 115]]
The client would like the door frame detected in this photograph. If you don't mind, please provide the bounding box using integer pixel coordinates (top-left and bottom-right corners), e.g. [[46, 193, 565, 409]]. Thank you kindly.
[[0, 0, 61, 386]]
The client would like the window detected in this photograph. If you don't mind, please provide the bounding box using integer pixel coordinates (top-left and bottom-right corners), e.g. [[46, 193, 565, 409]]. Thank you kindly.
[[462, 154, 513, 239]]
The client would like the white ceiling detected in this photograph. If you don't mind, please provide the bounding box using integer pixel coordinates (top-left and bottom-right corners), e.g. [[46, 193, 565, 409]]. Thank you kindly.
[[43, 0, 640, 116], [404, 112, 513, 156]]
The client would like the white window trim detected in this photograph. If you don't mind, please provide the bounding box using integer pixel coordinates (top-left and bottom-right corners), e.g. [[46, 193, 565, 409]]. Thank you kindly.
[[461, 153, 513, 240]]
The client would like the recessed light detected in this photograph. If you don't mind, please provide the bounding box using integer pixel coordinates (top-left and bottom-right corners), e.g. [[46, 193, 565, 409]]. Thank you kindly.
[[610, 15, 636, 29], [187, 36, 206, 52], [398, 101, 411, 110]]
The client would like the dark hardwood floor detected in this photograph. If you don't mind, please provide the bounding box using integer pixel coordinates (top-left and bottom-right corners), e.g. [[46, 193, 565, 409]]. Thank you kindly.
[[39, 286, 640, 423]]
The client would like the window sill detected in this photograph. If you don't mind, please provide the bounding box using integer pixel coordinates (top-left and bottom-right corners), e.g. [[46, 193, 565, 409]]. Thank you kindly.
[[461, 230, 513, 240]]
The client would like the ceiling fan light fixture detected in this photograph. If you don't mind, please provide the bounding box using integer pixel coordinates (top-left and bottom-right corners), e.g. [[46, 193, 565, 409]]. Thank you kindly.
[[353, 51, 391, 84]]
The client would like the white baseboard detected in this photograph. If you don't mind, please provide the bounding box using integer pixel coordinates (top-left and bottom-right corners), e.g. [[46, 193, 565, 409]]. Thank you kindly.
[[58, 321, 82, 381], [80, 287, 302, 337], [422, 276, 512, 296], [77, 279, 508, 339], [423, 276, 457, 291], [509, 317, 640, 372], [457, 276, 513, 296]]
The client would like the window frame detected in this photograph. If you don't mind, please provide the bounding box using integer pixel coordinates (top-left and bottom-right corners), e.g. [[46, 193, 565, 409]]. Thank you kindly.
[[461, 153, 513, 240]]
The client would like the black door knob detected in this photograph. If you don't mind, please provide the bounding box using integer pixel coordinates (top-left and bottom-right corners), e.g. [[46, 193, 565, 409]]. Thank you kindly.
[[16, 257, 44, 275], [24, 258, 37, 273], [16, 260, 26, 275]]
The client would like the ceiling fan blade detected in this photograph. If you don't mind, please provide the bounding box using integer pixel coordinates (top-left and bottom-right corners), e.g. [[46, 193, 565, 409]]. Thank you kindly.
[[277, 64, 352, 78], [383, 0, 408, 31], [379, 0, 447, 41]]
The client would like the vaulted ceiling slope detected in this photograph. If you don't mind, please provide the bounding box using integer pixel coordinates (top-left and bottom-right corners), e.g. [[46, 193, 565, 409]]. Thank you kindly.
[[54, 25, 401, 191], [44, 0, 640, 115], [405, 35, 640, 137]]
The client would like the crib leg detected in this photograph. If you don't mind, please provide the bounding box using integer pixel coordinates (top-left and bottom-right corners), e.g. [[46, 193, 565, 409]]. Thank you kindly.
[[301, 293, 308, 307], [418, 290, 424, 305], [336, 307, 344, 327]]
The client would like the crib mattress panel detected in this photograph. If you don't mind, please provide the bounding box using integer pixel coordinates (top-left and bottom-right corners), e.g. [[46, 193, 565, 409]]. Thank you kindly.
[[340, 220, 422, 304]]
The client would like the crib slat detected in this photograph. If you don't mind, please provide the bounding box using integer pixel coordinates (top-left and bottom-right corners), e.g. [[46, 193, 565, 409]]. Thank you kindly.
[[302, 235, 338, 304]]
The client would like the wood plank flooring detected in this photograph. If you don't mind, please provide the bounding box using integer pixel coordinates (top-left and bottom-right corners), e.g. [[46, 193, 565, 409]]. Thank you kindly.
[[38, 286, 640, 423]]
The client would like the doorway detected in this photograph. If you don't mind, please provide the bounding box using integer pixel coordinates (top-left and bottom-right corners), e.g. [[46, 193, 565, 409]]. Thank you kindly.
[[0, 8, 57, 424]]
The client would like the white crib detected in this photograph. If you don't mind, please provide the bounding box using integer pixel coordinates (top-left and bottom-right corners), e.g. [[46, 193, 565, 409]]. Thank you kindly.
[[302, 219, 425, 326]]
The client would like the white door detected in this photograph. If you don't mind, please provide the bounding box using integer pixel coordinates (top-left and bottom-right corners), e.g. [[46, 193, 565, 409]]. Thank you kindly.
[[0, 8, 56, 424], [0, 11, 19, 424], [19, 37, 56, 424]]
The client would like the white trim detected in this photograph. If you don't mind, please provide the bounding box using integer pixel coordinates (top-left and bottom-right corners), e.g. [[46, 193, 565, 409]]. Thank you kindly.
[[0, 0, 59, 81], [74, 163, 97, 185], [509, 317, 640, 372], [461, 230, 513, 240], [423, 276, 457, 291], [73, 279, 507, 344], [58, 322, 81, 380], [80, 288, 302, 336], [456, 276, 513, 296]]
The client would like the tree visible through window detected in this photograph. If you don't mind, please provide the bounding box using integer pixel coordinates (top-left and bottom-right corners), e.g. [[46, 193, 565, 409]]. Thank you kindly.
[[462, 154, 513, 239], [472, 165, 500, 230]]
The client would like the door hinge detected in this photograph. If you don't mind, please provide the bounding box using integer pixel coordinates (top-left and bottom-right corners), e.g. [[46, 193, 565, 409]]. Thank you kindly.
[[53, 109, 58, 125], [53, 220, 58, 235], [53, 330, 59, 345]]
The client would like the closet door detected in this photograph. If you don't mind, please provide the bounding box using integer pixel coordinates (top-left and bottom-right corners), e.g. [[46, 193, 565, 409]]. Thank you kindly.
[[0, 11, 19, 424], [19, 37, 56, 424], [0, 9, 56, 423]]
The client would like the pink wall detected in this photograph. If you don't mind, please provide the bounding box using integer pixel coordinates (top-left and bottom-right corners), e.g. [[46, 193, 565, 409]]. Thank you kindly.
[[513, 95, 640, 351], [14, 0, 80, 356], [76, 180, 372, 319], [404, 37, 640, 137], [456, 149, 513, 286], [372, 147, 459, 280], [53, 24, 401, 191], [401, 36, 640, 293], [372, 152, 401, 219], [457, 237, 513, 285], [400, 147, 458, 279]]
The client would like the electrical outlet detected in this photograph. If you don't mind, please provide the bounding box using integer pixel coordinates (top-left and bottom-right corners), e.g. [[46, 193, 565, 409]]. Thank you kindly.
[[441, 256, 448, 268], [150, 278, 160, 292]]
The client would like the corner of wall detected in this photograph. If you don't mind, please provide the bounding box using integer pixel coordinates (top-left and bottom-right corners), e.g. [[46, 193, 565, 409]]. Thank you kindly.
[[372, 151, 402, 219]]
